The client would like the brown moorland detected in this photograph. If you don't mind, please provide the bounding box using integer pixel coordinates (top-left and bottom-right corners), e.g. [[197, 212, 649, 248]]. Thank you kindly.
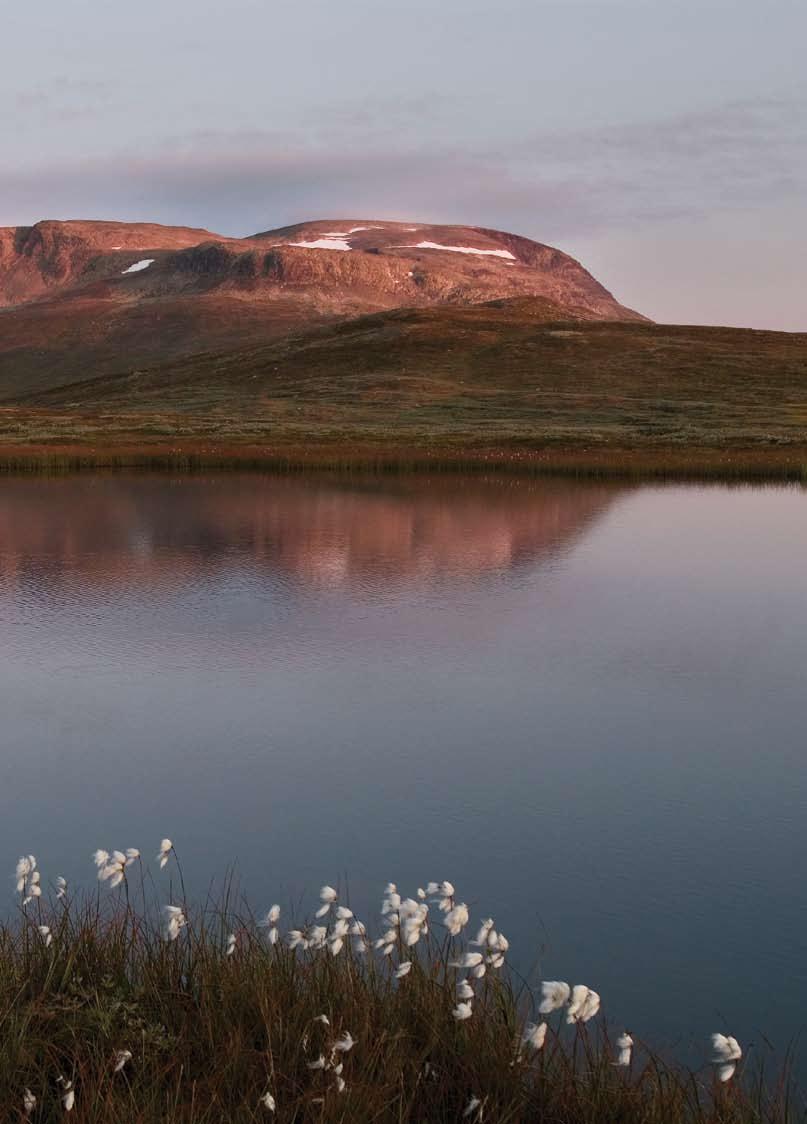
[[1, 301, 806, 479], [1, 218, 805, 478]]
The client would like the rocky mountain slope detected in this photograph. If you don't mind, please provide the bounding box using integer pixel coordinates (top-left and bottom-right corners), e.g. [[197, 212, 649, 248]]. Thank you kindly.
[[0, 217, 645, 398]]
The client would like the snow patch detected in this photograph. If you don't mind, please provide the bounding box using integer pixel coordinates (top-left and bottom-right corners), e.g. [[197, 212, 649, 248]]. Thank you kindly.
[[294, 226, 380, 243], [121, 258, 155, 274], [404, 241, 516, 260], [286, 237, 351, 251]]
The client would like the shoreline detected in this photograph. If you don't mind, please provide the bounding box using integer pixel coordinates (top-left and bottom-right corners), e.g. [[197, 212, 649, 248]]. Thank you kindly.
[[1, 440, 806, 482]]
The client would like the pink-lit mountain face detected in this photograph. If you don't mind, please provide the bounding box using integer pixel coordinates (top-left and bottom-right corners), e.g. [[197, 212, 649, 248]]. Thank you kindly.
[[0, 217, 646, 398], [0, 217, 644, 317]]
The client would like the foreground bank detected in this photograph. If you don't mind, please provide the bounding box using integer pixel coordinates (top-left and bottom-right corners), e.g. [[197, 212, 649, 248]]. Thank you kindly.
[[4, 852, 801, 1123]]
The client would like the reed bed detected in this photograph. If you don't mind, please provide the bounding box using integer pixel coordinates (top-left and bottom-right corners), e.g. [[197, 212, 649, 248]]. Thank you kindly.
[[1, 443, 807, 483], [3, 849, 802, 1123]]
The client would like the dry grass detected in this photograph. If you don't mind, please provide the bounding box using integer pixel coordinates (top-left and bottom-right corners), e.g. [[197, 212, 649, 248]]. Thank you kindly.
[[2, 875, 802, 1123], [1, 308, 806, 480]]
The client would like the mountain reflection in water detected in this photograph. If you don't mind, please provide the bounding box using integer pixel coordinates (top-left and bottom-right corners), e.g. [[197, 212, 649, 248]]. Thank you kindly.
[[0, 474, 623, 591]]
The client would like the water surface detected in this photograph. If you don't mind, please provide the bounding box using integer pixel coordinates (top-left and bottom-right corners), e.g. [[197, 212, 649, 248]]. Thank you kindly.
[[1, 473, 805, 1064]]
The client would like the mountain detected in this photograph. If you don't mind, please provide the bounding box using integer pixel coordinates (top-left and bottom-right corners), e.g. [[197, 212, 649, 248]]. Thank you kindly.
[[0, 217, 645, 398], [7, 216, 802, 477]]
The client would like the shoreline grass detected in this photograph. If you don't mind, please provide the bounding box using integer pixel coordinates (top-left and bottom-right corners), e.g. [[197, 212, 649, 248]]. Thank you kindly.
[[4, 854, 803, 1122], [1, 440, 807, 483]]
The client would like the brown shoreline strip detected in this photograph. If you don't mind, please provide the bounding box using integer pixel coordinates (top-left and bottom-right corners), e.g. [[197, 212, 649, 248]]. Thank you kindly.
[[1, 442, 806, 482]]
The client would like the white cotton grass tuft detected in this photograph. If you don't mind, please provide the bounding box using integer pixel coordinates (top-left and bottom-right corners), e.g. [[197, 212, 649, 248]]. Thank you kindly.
[[471, 919, 494, 946], [334, 1030, 355, 1053], [23, 1088, 36, 1116], [397, 897, 429, 947], [457, 978, 475, 1000], [308, 925, 327, 951], [425, 880, 456, 911], [374, 928, 397, 954], [614, 1032, 633, 1067], [351, 919, 369, 955], [97, 854, 125, 888], [22, 869, 42, 906], [157, 839, 174, 869], [163, 904, 187, 941], [307, 1054, 326, 1070], [113, 1049, 132, 1073], [539, 980, 571, 1014], [395, 960, 413, 979], [57, 1076, 75, 1112], [316, 885, 338, 918], [566, 985, 601, 1024], [443, 902, 470, 936], [522, 1021, 548, 1051], [712, 1033, 742, 1082], [331, 917, 350, 940], [56, 876, 68, 899], [453, 1001, 473, 1021], [37, 924, 53, 948], [451, 952, 483, 969], [15, 854, 36, 894], [226, 933, 237, 957], [381, 888, 401, 915], [259, 904, 281, 945], [463, 1094, 484, 1120], [261, 1090, 276, 1111]]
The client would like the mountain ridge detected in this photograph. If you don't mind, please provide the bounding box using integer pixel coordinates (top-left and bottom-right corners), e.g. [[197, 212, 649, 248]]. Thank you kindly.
[[0, 215, 647, 401], [0, 216, 644, 319]]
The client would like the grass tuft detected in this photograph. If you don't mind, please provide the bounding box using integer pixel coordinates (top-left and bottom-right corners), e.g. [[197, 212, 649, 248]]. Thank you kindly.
[[1, 878, 802, 1122]]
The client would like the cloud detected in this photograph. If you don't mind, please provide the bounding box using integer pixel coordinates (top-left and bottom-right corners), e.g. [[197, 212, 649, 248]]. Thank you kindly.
[[1, 96, 804, 246], [9, 77, 118, 123], [513, 96, 807, 226], [0, 137, 590, 238]]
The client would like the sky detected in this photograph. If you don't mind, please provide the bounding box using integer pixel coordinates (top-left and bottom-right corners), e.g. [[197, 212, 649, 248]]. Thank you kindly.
[[1, 0, 805, 329]]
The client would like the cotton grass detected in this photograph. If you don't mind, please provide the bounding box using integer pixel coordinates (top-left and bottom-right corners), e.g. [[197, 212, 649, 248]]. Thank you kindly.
[[0, 845, 795, 1123]]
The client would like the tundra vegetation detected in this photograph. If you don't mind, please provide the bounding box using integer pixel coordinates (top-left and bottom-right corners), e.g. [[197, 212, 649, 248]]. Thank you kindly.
[[3, 848, 801, 1122]]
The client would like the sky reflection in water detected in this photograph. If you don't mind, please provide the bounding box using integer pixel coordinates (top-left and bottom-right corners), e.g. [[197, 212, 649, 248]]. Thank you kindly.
[[1, 473, 806, 1063]]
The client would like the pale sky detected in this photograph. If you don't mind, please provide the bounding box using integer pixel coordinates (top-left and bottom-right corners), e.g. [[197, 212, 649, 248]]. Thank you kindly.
[[1, 0, 805, 329]]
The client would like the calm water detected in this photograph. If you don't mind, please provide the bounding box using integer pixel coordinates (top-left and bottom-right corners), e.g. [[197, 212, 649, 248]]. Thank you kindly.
[[1, 473, 806, 1063]]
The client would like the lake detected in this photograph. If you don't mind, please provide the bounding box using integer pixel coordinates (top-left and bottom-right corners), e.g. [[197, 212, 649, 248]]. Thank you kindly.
[[1, 472, 805, 1066]]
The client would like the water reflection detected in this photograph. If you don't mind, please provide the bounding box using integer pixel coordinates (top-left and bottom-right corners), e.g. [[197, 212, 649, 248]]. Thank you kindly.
[[3, 474, 806, 1068], [0, 474, 623, 591]]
